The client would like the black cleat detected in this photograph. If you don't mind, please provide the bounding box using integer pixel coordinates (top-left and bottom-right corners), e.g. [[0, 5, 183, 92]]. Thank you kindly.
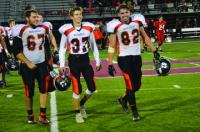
[[133, 111, 140, 121], [118, 98, 128, 113], [27, 114, 37, 124]]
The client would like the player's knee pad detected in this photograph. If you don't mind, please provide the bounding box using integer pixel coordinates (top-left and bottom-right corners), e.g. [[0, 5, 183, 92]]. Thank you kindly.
[[86, 89, 94, 95], [73, 92, 80, 99]]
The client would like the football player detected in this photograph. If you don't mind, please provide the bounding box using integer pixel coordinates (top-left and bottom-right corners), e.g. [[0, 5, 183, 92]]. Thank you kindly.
[[0, 31, 11, 87], [154, 15, 167, 52], [58, 7, 101, 123], [12, 9, 50, 124], [107, 4, 159, 121], [37, 13, 58, 92], [4, 19, 16, 54]]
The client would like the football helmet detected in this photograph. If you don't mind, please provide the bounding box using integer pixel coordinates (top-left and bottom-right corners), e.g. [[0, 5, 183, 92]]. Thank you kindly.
[[154, 57, 171, 75], [7, 58, 19, 71], [49, 70, 71, 91]]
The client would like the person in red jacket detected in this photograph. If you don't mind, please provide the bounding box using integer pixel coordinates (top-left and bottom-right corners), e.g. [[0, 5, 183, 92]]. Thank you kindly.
[[154, 16, 167, 52]]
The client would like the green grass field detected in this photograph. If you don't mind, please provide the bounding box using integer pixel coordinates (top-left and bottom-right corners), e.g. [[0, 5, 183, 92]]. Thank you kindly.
[[0, 39, 200, 132]]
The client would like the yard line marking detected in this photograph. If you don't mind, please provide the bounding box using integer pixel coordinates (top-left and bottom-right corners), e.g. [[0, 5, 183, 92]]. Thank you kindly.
[[189, 62, 200, 66], [160, 56, 200, 66], [94, 87, 200, 92], [173, 85, 181, 89], [162, 56, 176, 61], [172, 41, 200, 44], [50, 91, 59, 132]]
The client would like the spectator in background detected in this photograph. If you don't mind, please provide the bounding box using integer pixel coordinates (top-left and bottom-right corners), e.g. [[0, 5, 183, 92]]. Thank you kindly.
[[192, 0, 199, 11], [138, 0, 149, 13], [112, 0, 121, 8], [93, 21, 104, 50], [175, 18, 183, 38], [177, 0, 188, 12], [193, 18, 198, 27], [184, 18, 192, 28]]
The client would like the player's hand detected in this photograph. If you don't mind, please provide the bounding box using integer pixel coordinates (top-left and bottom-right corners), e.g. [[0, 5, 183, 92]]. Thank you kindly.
[[6, 52, 11, 58], [108, 65, 116, 76], [153, 50, 160, 60], [27, 62, 37, 70], [96, 65, 101, 72], [53, 51, 58, 55], [59, 67, 66, 73]]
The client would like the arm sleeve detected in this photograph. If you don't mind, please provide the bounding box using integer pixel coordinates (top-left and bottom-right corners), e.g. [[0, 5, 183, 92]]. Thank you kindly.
[[13, 36, 23, 57], [59, 34, 67, 67], [89, 32, 101, 66]]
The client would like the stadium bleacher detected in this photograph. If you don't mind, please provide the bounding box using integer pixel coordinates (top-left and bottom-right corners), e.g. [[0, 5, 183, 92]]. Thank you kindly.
[[0, 0, 199, 39]]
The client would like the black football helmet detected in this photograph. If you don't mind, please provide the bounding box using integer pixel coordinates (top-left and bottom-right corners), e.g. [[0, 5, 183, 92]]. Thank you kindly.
[[49, 70, 71, 91], [7, 58, 19, 71], [154, 57, 171, 76]]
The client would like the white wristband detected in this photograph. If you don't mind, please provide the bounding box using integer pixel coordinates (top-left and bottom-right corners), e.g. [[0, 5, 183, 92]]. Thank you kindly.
[[108, 46, 115, 53], [5, 49, 9, 54]]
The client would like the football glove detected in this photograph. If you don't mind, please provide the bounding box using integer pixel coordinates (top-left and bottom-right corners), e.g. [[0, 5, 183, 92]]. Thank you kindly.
[[108, 65, 116, 77], [153, 50, 160, 60]]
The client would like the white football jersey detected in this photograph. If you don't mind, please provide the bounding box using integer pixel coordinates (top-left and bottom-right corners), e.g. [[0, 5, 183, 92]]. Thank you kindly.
[[107, 19, 142, 56], [12, 24, 50, 64], [38, 21, 53, 31], [4, 26, 13, 45], [0, 26, 6, 50], [131, 14, 147, 27], [0, 26, 6, 37], [59, 22, 100, 67]]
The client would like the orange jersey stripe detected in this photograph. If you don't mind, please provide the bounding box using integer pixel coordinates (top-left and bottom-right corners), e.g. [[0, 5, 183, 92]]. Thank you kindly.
[[114, 23, 123, 33], [71, 74, 79, 94], [64, 27, 74, 36], [38, 25, 49, 34], [82, 26, 93, 32], [22, 78, 29, 97], [19, 26, 29, 37], [45, 75, 50, 92], [122, 72, 133, 91]]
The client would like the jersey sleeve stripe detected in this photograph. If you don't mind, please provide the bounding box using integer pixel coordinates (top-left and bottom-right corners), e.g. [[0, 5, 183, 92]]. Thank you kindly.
[[132, 20, 143, 27], [19, 26, 29, 37], [82, 26, 93, 32], [0, 29, 5, 37], [38, 25, 49, 34], [64, 27, 74, 36], [114, 23, 123, 33]]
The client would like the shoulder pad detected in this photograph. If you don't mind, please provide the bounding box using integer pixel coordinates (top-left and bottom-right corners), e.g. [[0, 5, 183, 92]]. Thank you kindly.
[[106, 19, 121, 33], [11, 24, 26, 38], [59, 24, 73, 34]]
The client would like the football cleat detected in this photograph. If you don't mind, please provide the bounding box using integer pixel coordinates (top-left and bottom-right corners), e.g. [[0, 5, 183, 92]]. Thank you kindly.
[[27, 114, 37, 124], [75, 113, 84, 123], [39, 114, 50, 125], [132, 111, 140, 121], [0, 80, 6, 88], [80, 106, 87, 118], [118, 98, 129, 113], [154, 57, 171, 76]]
